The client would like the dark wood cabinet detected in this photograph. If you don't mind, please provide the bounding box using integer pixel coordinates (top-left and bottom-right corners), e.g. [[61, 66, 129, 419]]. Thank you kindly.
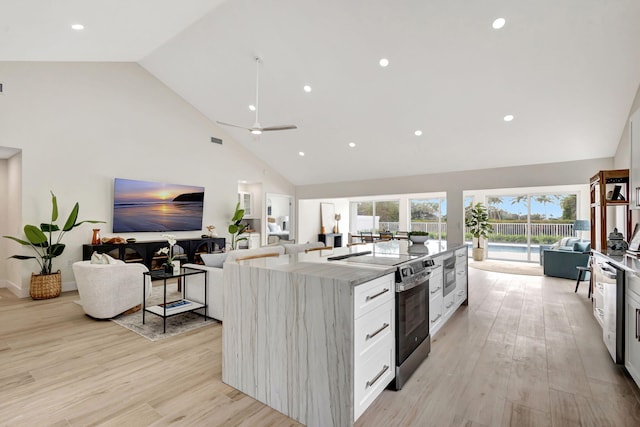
[[590, 169, 631, 253], [318, 233, 342, 248], [83, 237, 225, 272]]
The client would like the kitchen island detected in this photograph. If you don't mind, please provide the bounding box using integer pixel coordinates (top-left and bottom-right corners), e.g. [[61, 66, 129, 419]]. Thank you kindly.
[[222, 241, 468, 426]]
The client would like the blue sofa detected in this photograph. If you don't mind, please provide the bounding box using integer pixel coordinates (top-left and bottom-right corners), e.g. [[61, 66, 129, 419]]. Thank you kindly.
[[542, 238, 591, 280]]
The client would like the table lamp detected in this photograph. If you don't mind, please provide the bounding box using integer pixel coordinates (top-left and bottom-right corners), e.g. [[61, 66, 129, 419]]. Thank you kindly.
[[573, 220, 590, 241]]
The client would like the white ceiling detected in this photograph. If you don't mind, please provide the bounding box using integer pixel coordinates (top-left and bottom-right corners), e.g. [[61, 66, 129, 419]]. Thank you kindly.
[[2, 0, 640, 186]]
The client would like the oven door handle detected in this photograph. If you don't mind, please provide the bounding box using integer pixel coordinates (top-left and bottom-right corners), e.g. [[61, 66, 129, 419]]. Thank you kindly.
[[396, 271, 431, 292]]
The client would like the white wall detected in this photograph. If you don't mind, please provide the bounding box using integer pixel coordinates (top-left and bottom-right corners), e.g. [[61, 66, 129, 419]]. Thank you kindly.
[[297, 158, 613, 246], [297, 198, 349, 245], [0, 62, 294, 297], [614, 83, 640, 169], [0, 159, 7, 287], [4, 152, 23, 294]]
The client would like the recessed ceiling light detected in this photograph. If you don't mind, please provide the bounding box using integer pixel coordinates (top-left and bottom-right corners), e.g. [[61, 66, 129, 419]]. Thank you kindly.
[[492, 18, 506, 30], [71, 24, 84, 31], [414, 130, 423, 136], [379, 58, 389, 67], [251, 129, 262, 135], [303, 85, 312, 92], [503, 114, 514, 122], [248, 105, 256, 111], [348, 142, 356, 148], [299, 151, 305, 156]]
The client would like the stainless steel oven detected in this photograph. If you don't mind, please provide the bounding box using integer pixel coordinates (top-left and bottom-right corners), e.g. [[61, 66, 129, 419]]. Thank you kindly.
[[391, 258, 433, 390]]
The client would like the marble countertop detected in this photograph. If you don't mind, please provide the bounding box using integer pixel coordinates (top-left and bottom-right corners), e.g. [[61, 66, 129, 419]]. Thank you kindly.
[[229, 240, 467, 287]]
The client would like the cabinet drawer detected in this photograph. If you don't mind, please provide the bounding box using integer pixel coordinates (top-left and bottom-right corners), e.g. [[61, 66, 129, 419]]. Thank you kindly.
[[430, 296, 443, 325], [443, 291, 456, 317], [354, 300, 394, 360], [429, 273, 443, 301], [455, 248, 467, 264], [455, 287, 467, 305], [354, 274, 394, 318], [354, 344, 394, 422], [628, 273, 640, 300]]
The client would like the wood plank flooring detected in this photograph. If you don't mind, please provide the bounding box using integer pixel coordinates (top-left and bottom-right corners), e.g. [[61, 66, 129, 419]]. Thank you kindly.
[[1, 266, 639, 426]]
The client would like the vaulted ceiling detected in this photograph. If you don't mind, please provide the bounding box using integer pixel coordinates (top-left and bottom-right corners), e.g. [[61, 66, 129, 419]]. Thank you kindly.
[[2, 0, 640, 186]]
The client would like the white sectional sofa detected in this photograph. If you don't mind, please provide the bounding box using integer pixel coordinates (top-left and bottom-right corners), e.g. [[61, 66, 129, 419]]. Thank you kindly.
[[182, 242, 325, 321]]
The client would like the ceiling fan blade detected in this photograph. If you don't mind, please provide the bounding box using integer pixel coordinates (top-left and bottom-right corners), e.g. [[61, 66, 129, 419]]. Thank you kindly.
[[216, 121, 252, 131], [261, 125, 298, 132]]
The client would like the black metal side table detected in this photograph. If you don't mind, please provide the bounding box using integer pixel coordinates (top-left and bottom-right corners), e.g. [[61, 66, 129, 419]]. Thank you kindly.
[[142, 266, 208, 333]]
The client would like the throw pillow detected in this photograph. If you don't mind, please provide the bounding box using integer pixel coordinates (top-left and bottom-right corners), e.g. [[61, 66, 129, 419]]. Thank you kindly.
[[201, 252, 228, 268], [90, 252, 107, 264], [103, 253, 120, 264], [573, 241, 591, 253]]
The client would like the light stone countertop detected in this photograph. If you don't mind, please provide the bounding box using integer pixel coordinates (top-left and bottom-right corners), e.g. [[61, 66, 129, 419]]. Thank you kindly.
[[228, 240, 467, 287]]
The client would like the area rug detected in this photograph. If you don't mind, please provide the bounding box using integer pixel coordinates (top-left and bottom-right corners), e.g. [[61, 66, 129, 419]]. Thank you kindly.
[[110, 282, 218, 342], [470, 260, 543, 276]]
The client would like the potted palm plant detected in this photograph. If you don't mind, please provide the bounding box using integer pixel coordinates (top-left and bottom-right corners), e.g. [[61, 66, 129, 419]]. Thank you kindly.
[[228, 202, 249, 250], [465, 202, 493, 261], [3, 192, 104, 299]]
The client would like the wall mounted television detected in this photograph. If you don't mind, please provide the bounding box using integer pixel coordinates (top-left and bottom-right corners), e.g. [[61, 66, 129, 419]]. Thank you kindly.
[[113, 178, 204, 233]]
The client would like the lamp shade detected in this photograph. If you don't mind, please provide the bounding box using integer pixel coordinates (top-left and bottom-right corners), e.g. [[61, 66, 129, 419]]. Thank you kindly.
[[573, 220, 590, 231]]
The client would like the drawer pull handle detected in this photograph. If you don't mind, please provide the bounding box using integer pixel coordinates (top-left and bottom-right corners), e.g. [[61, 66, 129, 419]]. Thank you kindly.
[[366, 288, 389, 301], [366, 365, 389, 388], [431, 314, 442, 323], [366, 323, 390, 340], [636, 308, 640, 342], [446, 301, 454, 309], [430, 286, 441, 294]]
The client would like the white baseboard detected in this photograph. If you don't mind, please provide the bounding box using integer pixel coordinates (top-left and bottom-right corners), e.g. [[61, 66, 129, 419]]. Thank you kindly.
[[0, 279, 77, 298]]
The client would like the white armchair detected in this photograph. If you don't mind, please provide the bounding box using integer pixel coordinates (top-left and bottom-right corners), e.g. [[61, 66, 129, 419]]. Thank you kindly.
[[72, 260, 152, 319]]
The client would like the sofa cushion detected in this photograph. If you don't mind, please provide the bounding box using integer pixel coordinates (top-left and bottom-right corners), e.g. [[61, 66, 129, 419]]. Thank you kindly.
[[558, 246, 575, 251], [201, 252, 228, 268], [573, 241, 591, 253]]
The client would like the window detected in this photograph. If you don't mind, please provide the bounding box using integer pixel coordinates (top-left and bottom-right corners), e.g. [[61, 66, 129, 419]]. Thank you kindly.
[[479, 192, 577, 262], [410, 197, 447, 250], [352, 200, 400, 234]]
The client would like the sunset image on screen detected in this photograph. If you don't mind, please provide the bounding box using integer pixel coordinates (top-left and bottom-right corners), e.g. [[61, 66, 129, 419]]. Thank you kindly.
[[113, 178, 204, 233]]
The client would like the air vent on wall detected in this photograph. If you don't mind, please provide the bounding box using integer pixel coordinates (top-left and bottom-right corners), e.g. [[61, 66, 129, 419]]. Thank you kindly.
[[211, 136, 222, 145]]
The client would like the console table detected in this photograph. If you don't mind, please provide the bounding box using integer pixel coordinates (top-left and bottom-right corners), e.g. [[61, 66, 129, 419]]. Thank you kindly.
[[318, 233, 342, 248], [83, 237, 225, 272]]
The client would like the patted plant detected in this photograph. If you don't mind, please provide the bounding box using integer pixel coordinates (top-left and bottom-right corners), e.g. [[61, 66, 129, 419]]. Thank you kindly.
[[465, 202, 493, 249], [228, 202, 249, 250], [3, 192, 105, 274]]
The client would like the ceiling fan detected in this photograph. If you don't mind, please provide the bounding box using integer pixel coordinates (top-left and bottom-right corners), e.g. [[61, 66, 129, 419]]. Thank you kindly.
[[217, 57, 297, 135]]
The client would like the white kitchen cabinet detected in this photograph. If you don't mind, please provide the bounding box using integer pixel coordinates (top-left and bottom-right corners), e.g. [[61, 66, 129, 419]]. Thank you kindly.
[[237, 191, 253, 218], [353, 273, 395, 421], [626, 274, 640, 386], [630, 108, 640, 209], [429, 256, 444, 335]]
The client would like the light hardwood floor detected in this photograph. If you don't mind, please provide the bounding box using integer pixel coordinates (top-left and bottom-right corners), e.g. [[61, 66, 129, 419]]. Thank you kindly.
[[1, 266, 639, 426]]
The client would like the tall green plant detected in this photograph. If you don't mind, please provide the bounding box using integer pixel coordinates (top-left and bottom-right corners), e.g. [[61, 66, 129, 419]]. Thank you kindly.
[[3, 192, 104, 275], [228, 202, 248, 250], [465, 202, 493, 249]]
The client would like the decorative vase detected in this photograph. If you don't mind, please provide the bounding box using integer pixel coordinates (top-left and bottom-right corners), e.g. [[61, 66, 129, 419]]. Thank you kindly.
[[164, 263, 174, 274], [173, 260, 181, 274], [321, 226, 326, 234], [332, 225, 338, 233], [91, 229, 101, 245]]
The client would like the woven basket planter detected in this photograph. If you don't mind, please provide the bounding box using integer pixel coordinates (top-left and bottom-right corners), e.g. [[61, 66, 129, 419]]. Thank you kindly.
[[30, 271, 62, 300]]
